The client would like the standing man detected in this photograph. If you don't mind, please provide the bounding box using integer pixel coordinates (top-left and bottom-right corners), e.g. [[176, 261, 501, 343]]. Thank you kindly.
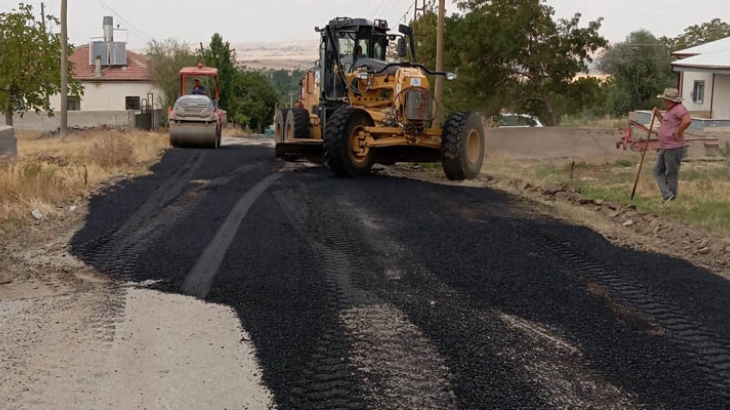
[[652, 88, 692, 203]]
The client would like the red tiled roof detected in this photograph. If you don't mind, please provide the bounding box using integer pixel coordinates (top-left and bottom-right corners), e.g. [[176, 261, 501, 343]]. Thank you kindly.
[[70, 45, 152, 82]]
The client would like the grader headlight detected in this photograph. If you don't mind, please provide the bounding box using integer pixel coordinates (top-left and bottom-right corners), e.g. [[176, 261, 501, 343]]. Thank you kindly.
[[404, 88, 433, 122]]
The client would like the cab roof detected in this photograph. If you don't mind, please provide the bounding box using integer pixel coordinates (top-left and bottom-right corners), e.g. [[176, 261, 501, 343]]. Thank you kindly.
[[327, 17, 389, 31], [179, 64, 218, 76]]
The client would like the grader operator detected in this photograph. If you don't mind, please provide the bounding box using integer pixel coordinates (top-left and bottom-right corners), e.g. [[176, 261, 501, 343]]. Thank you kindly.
[[274, 17, 485, 180]]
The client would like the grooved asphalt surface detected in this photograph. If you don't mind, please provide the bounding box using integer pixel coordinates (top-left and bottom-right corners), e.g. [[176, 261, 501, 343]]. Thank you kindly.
[[70, 137, 730, 409]]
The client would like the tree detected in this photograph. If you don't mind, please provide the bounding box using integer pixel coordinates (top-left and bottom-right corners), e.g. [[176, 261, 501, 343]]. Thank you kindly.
[[203, 33, 236, 111], [229, 70, 278, 132], [0, 3, 82, 126], [661, 18, 730, 51], [146, 38, 198, 110], [412, 0, 606, 125], [598, 30, 674, 115], [412, 7, 509, 118], [466, 0, 606, 125]]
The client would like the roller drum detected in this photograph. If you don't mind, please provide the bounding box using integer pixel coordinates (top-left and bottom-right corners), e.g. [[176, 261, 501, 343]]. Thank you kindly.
[[169, 123, 219, 149]]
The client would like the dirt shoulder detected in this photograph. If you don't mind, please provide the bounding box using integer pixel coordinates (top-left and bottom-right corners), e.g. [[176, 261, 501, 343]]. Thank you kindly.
[[0, 133, 275, 409], [381, 163, 730, 281]]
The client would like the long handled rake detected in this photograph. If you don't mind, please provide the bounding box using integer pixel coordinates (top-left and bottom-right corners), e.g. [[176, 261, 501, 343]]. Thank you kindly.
[[631, 113, 657, 201]]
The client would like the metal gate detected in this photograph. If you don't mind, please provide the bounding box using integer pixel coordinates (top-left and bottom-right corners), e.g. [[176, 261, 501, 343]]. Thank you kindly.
[[134, 92, 155, 131]]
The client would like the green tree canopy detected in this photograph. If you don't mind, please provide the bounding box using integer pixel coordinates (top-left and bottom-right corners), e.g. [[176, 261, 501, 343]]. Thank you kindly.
[[413, 0, 607, 125], [229, 70, 278, 132], [0, 2, 82, 126], [146, 38, 198, 109], [598, 30, 674, 115], [203, 33, 236, 111], [661, 18, 730, 51]]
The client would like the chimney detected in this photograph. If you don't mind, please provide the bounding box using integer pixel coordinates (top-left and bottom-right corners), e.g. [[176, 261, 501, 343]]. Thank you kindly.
[[95, 55, 102, 78], [103, 16, 113, 43]]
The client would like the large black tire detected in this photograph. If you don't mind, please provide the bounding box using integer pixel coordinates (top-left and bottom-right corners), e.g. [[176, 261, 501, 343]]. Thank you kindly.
[[441, 111, 485, 180], [274, 108, 290, 144], [286, 108, 311, 139], [323, 107, 375, 177]]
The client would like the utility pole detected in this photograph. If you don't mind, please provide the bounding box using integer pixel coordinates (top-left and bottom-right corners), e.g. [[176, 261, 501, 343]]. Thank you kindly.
[[413, 0, 427, 38], [40, 2, 45, 32], [433, 0, 445, 125], [60, 0, 68, 140]]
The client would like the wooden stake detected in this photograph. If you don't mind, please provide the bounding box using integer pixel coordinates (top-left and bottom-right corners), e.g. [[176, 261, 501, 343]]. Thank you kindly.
[[631, 113, 657, 201]]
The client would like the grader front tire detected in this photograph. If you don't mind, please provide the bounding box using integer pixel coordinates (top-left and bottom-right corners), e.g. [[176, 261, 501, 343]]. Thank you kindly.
[[323, 107, 375, 177], [441, 111, 485, 180]]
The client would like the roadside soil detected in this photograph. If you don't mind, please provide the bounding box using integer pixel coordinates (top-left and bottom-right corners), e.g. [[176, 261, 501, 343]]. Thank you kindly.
[[382, 164, 730, 280], [0, 158, 275, 410]]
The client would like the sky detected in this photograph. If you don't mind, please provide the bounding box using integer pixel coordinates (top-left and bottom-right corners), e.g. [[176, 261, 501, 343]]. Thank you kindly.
[[2, 0, 729, 50]]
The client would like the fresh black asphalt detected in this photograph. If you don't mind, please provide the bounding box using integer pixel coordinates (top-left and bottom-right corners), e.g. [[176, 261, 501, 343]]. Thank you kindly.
[[70, 138, 730, 409]]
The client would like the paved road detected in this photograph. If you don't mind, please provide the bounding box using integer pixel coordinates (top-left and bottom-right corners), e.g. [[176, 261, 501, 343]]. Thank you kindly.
[[70, 136, 730, 409]]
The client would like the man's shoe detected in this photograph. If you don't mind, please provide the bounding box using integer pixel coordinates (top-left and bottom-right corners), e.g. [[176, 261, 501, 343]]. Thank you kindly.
[[663, 195, 675, 204]]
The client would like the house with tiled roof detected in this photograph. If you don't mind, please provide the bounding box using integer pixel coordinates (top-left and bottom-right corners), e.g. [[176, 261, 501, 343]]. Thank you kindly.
[[11, 16, 164, 132], [671, 36, 730, 121], [49, 16, 161, 113]]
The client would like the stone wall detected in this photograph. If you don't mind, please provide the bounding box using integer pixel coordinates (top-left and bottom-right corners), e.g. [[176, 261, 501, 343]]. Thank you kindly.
[[10, 110, 164, 134], [485, 127, 730, 161]]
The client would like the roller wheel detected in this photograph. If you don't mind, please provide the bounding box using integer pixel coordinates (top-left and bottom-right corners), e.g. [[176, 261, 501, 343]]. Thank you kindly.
[[323, 107, 374, 177], [441, 111, 485, 180]]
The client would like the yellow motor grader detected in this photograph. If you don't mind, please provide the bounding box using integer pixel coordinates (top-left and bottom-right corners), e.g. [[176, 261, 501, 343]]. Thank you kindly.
[[274, 17, 485, 180]]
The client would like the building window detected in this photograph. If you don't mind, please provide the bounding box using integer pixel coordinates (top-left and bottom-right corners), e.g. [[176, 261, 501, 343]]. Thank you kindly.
[[125, 96, 141, 110], [692, 81, 705, 104], [67, 96, 80, 111]]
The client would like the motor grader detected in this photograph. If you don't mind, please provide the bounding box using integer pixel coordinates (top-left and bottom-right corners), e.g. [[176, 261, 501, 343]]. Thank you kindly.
[[274, 17, 485, 180]]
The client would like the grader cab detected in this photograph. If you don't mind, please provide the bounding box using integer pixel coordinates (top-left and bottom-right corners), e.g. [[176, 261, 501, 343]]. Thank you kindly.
[[274, 17, 485, 180]]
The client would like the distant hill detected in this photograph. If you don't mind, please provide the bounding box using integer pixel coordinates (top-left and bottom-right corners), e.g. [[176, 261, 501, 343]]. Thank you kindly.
[[232, 40, 319, 72], [131, 40, 606, 74]]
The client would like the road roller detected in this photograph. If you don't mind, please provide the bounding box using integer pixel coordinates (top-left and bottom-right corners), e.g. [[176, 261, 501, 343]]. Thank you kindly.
[[168, 63, 224, 149]]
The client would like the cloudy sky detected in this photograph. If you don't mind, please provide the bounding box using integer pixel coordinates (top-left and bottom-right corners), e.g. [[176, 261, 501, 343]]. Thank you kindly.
[[3, 0, 728, 50]]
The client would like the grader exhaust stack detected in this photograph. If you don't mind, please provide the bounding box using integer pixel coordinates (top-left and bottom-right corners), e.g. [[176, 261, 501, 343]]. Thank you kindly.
[[168, 63, 224, 149]]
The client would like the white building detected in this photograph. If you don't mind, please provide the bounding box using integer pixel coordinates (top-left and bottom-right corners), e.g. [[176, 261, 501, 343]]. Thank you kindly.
[[671, 37, 730, 120]]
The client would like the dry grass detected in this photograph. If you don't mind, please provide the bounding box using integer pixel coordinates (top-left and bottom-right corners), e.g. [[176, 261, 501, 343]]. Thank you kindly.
[[481, 156, 730, 236], [0, 129, 170, 234]]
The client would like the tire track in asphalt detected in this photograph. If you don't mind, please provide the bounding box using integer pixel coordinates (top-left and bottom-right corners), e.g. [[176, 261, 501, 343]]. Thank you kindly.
[[73, 151, 206, 259], [434, 187, 730, 405], [271, 180, 458, 410], [181, 173, 282, 299], [66, 152, 206, 351], [339, 197, 640, 409], [509, 220, 730, 401], [72, 152, 258, 353]]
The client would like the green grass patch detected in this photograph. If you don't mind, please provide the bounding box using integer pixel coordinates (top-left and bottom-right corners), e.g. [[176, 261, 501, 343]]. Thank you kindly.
[[483, 158, 730, 237]]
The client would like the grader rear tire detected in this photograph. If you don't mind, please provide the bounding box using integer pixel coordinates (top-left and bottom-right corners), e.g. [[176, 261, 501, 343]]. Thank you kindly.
[[323, 107, 374, 177], [286, 108, 311, 139], [274, 109, 290, 144], [441, 111, 485, 180]]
